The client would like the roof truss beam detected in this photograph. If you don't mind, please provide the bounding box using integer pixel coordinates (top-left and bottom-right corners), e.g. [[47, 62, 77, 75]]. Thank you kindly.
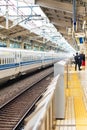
[[51, 18, 72, 27], [35, 0, 85, 15]]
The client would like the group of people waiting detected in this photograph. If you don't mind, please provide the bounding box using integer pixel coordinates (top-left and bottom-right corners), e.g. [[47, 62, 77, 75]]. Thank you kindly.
[[74, 52, 85, 71]]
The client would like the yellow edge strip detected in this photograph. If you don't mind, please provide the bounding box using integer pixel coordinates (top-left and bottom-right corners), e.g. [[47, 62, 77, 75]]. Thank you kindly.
[[66, 72, 87, 130]]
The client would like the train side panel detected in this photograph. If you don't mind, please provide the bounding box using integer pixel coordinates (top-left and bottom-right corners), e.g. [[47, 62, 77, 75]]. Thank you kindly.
[[0, 47, 60, 84], [42, 52, 53, 67], [0, 49, 18, 83], [20, 50, 43, 74]]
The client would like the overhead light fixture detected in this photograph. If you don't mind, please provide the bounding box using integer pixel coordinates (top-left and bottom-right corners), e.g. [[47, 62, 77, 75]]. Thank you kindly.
[[82, 20, 86, 30]]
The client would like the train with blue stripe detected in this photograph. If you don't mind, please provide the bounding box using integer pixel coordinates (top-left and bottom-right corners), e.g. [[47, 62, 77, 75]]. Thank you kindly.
[[0, 47, 63, 84]]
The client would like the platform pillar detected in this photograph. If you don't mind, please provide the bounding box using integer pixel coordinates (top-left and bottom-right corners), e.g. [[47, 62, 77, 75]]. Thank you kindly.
[[54, 61, 66, 119]]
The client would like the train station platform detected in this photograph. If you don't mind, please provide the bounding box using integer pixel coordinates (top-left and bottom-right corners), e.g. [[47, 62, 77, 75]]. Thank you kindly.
[[24, 60, 87, 130], [55, 61, 87, 130]]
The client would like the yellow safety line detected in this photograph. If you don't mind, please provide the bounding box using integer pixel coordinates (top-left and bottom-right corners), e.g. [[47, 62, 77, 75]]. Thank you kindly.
[[67, 72, 87, 130], [56, 67, 87, 130]]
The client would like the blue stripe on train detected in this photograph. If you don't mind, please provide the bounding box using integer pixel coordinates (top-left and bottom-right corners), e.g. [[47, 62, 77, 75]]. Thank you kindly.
[[0, 59, 54, 70]]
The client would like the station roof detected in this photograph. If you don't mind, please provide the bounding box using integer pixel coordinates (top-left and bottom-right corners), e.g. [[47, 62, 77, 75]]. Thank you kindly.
[[0, 0, 87, 53]]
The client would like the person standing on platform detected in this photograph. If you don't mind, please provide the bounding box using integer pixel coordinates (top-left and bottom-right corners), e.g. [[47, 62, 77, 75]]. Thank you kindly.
[[74, 52, 81, 71], [81, 52, 85, 69], [79, 52, 83, 69]]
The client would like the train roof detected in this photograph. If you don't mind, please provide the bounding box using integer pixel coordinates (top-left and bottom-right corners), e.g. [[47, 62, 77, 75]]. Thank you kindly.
[[0, 47, 57, 54]]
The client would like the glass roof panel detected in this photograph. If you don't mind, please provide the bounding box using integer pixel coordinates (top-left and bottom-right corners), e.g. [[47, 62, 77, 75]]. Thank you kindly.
[[0, 0, 75, 53]]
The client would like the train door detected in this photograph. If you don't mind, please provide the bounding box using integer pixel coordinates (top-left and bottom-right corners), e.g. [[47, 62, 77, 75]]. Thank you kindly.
[[15, 51, 21, 74], [41, 52, 45, 66]]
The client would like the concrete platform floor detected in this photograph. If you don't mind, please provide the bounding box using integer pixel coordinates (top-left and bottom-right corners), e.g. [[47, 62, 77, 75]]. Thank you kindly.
[[54, 62, 87, 130]]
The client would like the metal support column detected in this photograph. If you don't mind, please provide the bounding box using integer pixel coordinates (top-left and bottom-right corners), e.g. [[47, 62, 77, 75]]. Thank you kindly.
[[73, 0, 76, 32], [6, 0, 9, 29]]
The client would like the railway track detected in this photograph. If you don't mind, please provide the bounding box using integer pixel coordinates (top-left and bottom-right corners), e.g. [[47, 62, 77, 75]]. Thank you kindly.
[[0, 67, 53, 130]]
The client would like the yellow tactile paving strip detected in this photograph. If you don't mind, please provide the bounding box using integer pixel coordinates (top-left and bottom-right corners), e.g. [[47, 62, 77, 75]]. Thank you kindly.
[[68, 71, 87, 130], [72, 73, 87, 130], [55, 66, 87, 130]]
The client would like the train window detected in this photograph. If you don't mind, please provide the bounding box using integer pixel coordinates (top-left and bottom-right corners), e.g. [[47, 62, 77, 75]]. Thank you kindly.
[[4, 58, 5, 64], [29, 56, 31, 60], [0, 59, 1, 64], [22, 58, 23, 62], [9, 58, 11, 63], [10, 58, 11, 63], [6, 58, 8, 64], [24, 57, 25, 62], [9, 58, 10, 63], [11, 58, 13, 63], [31, 56, 32, 60], [32, 56, 34, 60], [5, 58, 6, 64], [10, 58, 12, 63], [1, 58, 2, 64], [3, 58, 5, 64], [30, 56, 31, 60], [12, 58, 13, 63], [3, 58, 4, 64], [2, 58, 4, 64], [7, 58, 9, 64], [11, 58, 12, 63], [13, 58, 14, 63], [7, 58, 8, 64], [5, 58, 7, 64], [8, 58, 10, 63], [4, 58, 6, 64]]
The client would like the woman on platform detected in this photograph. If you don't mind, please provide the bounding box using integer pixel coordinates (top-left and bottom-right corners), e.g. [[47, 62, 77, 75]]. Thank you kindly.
[[82, 53, 85, 69]]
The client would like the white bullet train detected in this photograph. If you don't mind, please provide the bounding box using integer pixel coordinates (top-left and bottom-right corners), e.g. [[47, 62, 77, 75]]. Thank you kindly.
[[0, 47, 63, 84]]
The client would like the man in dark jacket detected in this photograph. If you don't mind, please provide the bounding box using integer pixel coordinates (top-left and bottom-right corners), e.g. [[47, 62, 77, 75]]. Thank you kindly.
[[74, 52, 81, 71]]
